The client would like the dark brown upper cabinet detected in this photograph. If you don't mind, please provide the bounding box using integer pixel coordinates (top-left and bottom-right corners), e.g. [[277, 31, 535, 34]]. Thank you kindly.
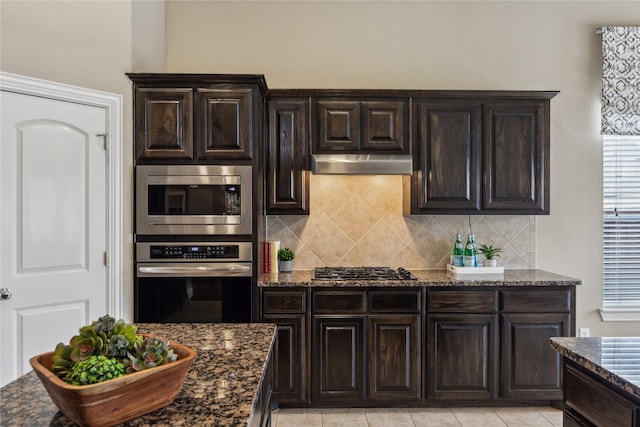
[[483, 101, 548, 213], [311, 98, 409, 154], [134, 88, 194, 160], [406, 92, 556, 215], [267, 98, 310, 214], [195, 87, 254, 160], [129, 74, 267, 164], [411, 101, 482, 213]]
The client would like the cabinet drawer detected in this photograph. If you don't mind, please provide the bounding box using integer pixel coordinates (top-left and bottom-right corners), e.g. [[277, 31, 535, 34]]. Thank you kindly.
[[313, 291, 366, 314], [565, 363, 640, 427], [369, 290, 421, 313], [428, 290, 498, 313], [502, 290, 571, 312], [263, 290, 307, 314]]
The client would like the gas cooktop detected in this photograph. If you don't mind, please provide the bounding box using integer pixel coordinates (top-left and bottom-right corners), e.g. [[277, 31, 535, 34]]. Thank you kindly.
[[312, 266, 415, 281]]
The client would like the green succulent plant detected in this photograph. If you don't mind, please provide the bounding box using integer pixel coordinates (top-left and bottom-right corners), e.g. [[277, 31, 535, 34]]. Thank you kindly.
[[51, 343, 75, 379], [277, 247, 295, 261], [478, 244, 503, 260], [108, 335, 131, 357], [127, 336, 177, 372], [50, 315, 176, 385], [92, 315, 116, 335], [65, 355, 126, 386], [69, 325, 107, 362]]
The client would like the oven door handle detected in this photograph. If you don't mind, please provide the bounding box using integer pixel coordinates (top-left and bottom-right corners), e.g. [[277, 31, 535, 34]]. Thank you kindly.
[[136, 263, 252, 277]]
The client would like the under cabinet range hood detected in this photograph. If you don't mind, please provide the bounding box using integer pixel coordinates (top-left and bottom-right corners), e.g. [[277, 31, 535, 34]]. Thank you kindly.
[[310, 154, 413, 175]]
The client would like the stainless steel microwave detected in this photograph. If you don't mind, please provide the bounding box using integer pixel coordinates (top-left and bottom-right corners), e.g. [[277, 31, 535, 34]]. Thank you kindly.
[[136, 165, 252, 235]]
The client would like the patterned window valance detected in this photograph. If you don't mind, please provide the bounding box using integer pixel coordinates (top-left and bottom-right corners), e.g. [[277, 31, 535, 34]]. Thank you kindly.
[[599, 26, 640, 136]]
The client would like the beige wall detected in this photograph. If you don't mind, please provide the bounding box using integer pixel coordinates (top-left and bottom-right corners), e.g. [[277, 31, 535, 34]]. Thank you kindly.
[[165, 0, 640, 336], [2, 1, 639, 336], [0, 0, 136, 320]]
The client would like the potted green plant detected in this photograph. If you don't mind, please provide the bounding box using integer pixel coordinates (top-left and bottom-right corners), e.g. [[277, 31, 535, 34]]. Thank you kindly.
[[478, 244, 502, 267], [277, 247, 295, 272]]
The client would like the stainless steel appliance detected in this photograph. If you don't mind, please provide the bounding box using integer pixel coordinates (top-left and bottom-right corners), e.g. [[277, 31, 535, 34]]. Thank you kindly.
[[136, 165, 252, 235], [135, 241, 252, 323], [312, 266, 415, 281], [311, 154, 413, 175]]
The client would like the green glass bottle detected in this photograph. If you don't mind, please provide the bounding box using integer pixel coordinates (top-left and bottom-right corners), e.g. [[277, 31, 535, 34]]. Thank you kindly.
[[463, 234, 476, 267], [452, 234, 464, 266], [470, 234, 478, 266]]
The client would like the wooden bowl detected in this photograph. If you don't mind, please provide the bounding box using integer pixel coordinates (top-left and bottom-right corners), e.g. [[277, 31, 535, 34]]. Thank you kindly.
[[29, 337, 196, 427]]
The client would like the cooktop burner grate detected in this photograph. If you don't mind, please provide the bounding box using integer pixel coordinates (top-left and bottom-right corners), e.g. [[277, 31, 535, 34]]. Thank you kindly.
[[313, 266, 415, 281]]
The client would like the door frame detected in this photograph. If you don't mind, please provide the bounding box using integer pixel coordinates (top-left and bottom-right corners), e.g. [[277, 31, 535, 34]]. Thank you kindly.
[[0, 71, 124, 318]]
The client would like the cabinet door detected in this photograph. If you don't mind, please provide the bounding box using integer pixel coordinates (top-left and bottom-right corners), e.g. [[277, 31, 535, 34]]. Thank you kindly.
[[501, 312, 569, 400], [267, 99, 309, 214], [368, 315, 421, 401], [196, 88, 253, 159], [135, 88, 193, 160], [263, 314, 307, 403], [312, 100, 360, 152], [427, 314, 498, 400], [312, 316, 365, 404], [483, 101, 549, 213], [412, 101, 481, 213], [362, 100, 408, 152]]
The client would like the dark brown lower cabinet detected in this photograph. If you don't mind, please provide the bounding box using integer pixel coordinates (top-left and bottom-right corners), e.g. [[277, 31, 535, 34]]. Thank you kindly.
[[501, 313, 570, 400], [263, 314, 307, 403], [426, 287, 574, 405], [312, 316, 365, 404], [368, 315, 421, 402], [263, 285, 575, 407], [427, 314, 498, 400], [262, 288, 308, 404]]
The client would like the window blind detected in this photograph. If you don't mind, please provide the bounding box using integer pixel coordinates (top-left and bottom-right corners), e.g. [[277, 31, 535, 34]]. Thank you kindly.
[[603, 135, 640, 308]]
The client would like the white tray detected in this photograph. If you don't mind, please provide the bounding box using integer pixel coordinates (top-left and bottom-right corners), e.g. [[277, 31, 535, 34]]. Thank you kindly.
[[447, 264, 504, 275]]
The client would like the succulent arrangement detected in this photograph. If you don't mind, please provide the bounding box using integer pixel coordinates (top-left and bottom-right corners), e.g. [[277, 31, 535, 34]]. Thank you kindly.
[[277, 247, 295, 261], [51, 315, 177, 385]]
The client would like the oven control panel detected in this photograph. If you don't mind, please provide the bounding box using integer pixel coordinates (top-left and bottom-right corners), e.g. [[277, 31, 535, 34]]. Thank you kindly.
[[150, 245, 239, 259], [137, 242, 252, 262]]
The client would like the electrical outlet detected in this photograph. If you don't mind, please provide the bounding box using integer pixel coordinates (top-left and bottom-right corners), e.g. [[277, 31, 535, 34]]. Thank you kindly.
[[579, 328, 590, 337]]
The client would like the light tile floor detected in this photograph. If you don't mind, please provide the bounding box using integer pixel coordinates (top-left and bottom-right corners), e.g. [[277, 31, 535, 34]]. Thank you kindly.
[[272, 406, 563, 427]]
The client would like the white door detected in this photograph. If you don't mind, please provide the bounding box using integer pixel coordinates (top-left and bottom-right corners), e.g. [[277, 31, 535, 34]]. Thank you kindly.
[[0, 90, 108, 387]]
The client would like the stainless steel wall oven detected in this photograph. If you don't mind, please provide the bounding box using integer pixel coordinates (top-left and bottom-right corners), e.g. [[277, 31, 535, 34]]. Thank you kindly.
[[135, 242, 252, 323], [136, 165, 252, 236]]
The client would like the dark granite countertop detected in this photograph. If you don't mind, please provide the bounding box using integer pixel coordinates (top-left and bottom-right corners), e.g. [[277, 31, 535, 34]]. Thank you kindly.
[[259, 269, 581, 288], [550, 337, 640, 400], [0, 323, 276, 427]]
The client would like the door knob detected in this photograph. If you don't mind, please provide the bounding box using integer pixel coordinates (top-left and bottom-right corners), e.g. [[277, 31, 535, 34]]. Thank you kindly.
[[0, 288, 12, 300]]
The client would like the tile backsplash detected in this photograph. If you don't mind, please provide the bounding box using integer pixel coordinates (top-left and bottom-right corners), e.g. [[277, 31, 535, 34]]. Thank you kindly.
[[266, 175, 535, 270]]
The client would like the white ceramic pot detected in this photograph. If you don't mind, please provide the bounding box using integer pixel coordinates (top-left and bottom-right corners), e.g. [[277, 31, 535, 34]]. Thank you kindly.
[[485, 259, 497, 267], [279, 260, 293, 272]]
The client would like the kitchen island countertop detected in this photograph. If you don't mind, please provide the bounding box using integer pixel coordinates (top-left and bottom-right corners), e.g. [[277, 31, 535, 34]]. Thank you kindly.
[[259, 268, 581, 287], [550, 336, 640, 401], [0, 323, 276, 426]]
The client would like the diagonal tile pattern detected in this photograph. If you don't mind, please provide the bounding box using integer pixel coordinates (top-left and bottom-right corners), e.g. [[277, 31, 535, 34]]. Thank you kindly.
[[267, 175, 535, 269]]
